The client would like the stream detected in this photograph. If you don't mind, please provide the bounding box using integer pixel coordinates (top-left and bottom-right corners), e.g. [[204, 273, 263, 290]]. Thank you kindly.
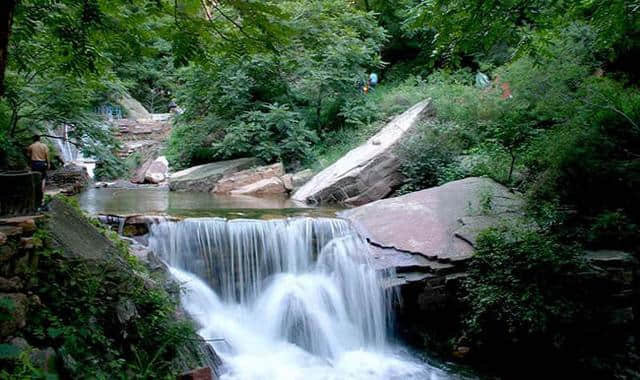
[[79, 187, 474, 380]]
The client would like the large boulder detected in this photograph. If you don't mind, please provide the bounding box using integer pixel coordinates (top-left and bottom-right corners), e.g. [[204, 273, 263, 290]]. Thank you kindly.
[[169, 158, 257, 192], [293, 100, 434, 206], [144, 156, 169, 184], [212, 163, 284, 193], [340, 177, 524, 263]]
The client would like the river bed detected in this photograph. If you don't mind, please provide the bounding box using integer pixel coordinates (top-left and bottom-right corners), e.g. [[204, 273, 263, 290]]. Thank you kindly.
[[78, 186, 479, 379]]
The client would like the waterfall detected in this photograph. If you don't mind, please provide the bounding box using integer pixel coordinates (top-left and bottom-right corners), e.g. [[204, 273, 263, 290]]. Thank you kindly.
[[149, 217, 453, 380], [47, 124, 96, 178]]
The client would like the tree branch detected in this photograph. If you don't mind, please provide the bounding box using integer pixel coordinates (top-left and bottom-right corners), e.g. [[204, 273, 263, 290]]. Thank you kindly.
[[41, 134, 83, 148]]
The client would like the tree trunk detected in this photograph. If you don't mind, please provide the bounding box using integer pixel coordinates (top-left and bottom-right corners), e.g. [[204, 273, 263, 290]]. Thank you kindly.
[[0, 0, 17, 98], [9, 106, 19, 137], [507, 152, 516, 183]]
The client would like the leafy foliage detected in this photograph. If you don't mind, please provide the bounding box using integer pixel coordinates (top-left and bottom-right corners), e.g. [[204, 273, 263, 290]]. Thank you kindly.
[[166, 0, 386, 168], [465, 226, 585, 345]]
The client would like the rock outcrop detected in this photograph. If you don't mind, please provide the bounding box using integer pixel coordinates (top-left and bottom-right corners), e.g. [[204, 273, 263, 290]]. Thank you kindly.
[[341, 177, 524, 305], [293, 99, 434, 206], [169, 158, 257, 192], [341, 177, 524, 264]]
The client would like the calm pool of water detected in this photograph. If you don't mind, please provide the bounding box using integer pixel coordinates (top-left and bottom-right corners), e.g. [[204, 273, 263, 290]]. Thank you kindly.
[[77, 187, 341, 219]]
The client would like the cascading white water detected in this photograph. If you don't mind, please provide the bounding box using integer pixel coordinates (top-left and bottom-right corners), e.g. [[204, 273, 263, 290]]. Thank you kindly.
[[149, 217, 455, 380], [47, 124, 96, 178]]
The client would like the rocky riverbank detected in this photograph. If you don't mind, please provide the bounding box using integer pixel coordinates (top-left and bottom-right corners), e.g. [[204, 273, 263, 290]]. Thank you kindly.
[[0, 198, 219, 378]]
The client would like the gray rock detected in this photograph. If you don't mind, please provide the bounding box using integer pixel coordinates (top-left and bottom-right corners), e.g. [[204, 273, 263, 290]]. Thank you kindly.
[[340, 177, 524, 262], [293, 100, 433, 206], [169, 158, 258, 192]]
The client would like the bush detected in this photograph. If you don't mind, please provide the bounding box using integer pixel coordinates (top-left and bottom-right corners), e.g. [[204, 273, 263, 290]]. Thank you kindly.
[[19, 214, 200, 378], [396, 120, 468, 194], [464, 226, 586, 351]]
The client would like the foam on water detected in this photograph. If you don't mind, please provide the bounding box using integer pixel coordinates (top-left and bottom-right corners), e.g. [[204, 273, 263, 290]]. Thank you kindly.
[[150, 218, 455, 380]]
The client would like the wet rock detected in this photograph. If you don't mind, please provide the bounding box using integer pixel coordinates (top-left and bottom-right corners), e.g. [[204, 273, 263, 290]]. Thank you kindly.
[[144, 156, 169, 184], [0, 276, 23, 291], [229, 177, 287, 195], [212, 163, 284, 194], [0, 293, 28, 336], [170, 158, 257, 192], [178, 367, 215, 380], [293, 100, 433, 205]]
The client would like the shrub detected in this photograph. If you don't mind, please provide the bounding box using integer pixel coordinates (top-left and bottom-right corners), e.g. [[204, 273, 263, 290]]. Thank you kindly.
[[464, 226, 586, 349]]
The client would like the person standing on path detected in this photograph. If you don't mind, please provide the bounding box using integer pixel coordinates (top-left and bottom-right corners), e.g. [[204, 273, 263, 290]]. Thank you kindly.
[[26, 134, 50, 197]]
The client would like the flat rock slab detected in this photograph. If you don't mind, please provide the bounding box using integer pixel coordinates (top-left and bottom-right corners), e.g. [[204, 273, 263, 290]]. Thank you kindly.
[[341, 177, 524, 262], [169, 158, 257, 192], [47, 198, 122, 261], [293, 99, 434, 206]]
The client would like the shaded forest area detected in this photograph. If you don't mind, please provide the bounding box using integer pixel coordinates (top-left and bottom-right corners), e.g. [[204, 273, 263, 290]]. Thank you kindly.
[[0, 0, 639, 378]]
